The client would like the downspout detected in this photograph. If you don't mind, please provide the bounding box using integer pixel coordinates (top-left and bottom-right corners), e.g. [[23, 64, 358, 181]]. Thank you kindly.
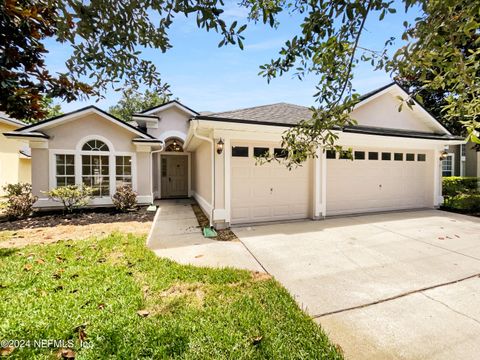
[[150, 143, 165, 203], [192, 120, 215, 227]]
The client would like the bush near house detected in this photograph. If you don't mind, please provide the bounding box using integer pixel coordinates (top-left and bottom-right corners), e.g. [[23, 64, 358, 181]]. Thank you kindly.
[[2, 183, 37, 219], [442, 177, 480, 212], [45, 185, 93, 213], [112, 185, 137, 212]]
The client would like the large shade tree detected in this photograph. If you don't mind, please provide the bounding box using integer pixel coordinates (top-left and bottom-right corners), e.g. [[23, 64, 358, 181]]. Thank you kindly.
[[108, 88, 170, 122], [1, 0, 478, 165]]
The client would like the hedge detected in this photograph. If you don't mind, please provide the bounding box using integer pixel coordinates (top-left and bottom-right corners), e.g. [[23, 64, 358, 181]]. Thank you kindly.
[[442, 177, 480, 212]]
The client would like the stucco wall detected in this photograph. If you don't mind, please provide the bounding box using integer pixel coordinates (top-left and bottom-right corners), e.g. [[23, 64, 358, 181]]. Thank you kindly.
[[351, 94, 435, 132], [33, 113, 152, 204], [147, 107, 190, 141], [192, 140, 212, 207], [0, 123, 31, 195], [465, 142, 478, 177], [31, 148, 49, 198], [46, 113, 137, 152]]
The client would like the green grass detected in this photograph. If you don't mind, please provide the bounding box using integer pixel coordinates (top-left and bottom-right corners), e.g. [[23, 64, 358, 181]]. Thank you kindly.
[[0, 233, 342, 359]]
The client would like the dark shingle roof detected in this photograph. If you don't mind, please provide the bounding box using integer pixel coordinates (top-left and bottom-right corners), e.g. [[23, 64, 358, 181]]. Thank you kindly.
[[200, 102, 313, 126]]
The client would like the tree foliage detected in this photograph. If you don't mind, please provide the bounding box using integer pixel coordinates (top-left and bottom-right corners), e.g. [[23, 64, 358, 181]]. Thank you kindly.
[[1, 0, 248, 121], [1, 0, 478, 163], [108, 88, 170, 122]]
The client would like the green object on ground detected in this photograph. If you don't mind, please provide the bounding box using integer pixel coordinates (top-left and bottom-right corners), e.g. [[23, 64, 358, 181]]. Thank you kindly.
[[203, 226, 218, 238], [146, 204, 157, 212]]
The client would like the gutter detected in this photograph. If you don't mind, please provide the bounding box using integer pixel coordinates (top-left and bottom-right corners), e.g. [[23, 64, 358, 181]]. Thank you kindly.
[[192, 120, 215, 227]]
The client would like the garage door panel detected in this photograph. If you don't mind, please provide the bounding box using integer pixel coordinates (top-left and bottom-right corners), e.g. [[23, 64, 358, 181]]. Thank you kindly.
[[327, 149, 432, 215], [231, 149, 311, 224]]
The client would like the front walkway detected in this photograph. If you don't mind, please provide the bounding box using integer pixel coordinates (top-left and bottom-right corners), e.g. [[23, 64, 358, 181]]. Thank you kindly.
[[147, 199, 263, 272]]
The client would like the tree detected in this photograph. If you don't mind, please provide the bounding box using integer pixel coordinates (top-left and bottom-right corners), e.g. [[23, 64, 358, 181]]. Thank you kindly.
[[1, 0, 248, 121], [1, 0, 478, 163], [257, 0, 479, 167], [108, 88, 169, 122]]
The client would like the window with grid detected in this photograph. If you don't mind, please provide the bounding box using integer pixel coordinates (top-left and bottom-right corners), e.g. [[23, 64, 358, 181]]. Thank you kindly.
[[82, 155, 110, 196], [442, 155, 453, 176], [116, 156, 132, 187], [55, 154, 75, 187]]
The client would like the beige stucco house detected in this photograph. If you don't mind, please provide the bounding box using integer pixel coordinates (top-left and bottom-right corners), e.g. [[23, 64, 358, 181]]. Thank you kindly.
[[4, 83, 464, 226], [0, 113, 31, 195]]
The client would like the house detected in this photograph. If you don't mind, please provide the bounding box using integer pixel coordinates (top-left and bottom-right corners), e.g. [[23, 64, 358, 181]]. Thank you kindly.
[[443, 142, 479, 177], [4, 83, 464, 226], [0, 112, 31, 195]]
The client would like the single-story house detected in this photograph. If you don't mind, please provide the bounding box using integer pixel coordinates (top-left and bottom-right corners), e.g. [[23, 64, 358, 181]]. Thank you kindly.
[[4, 82, 464, 226], [443, 142, 479, 177], [0, 112, 31, 195]]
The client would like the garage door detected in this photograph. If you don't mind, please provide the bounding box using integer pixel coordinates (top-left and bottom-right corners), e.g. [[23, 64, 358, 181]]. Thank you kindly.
[[231, 144, 311, 224], [327, 149, 433, 215]]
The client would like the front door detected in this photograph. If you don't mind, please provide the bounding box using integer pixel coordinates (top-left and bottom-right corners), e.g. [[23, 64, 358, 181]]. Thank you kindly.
[[161, 155, 188, 198]]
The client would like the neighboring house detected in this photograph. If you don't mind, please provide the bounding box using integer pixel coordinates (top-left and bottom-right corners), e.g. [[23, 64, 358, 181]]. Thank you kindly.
[[0, 112, 31, 195], [4, 83, 464, 226], [443, 143, 479, 177]]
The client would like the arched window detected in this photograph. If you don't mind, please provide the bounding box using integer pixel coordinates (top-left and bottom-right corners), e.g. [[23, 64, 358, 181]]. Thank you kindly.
[[164, 138, 183, 152], [80, 139, 110, 197], [82, 139, 109, 151]]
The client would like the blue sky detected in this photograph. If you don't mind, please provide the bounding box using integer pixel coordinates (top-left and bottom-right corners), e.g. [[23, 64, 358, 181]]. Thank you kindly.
[[44, 1, 420, 113]]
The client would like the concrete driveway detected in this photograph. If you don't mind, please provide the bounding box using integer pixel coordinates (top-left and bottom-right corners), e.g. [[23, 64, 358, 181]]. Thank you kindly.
[[234, 210, 480, 360]]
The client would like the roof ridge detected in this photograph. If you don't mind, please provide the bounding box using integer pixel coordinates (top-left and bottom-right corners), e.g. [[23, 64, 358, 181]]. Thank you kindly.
[[210, 102, 310, 116]]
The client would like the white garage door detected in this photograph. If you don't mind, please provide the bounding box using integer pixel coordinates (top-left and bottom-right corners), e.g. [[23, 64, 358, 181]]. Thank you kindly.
[[231, 144, 311, 224], [327, 149, 433, 215]]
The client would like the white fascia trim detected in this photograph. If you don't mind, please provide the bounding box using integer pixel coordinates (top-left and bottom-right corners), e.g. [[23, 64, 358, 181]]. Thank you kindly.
[[23, 108, 153, 139], [142, 102, 198, 117]]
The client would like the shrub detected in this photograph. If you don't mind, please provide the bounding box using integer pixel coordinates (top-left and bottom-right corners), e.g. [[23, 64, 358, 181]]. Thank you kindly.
[[112, 185, 137, 212], [443, 177, 480, 212], [45, 185, 93, 213], [2, 183, 37, 219], [443, 177, 479, 197]]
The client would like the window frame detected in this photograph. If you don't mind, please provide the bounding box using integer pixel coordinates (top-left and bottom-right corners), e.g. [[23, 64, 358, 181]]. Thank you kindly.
[[55, 154, 76, 187], [381, 152, 391, 161], [49, 139, 137, 205], [231, 146, 249, 157], [394, 153, 403, 161], [442, 153, 455, 177], [406, 153, 415, 162], [368, 152, 379, 160]]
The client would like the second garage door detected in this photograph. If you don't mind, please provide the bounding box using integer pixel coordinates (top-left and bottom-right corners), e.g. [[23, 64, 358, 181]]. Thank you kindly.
[[231, 143, 311, 224], [326, 148, 434, 216]]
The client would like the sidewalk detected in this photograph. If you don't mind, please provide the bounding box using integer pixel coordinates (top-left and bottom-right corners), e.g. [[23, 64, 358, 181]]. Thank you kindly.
[[147, 199, 263, 272]]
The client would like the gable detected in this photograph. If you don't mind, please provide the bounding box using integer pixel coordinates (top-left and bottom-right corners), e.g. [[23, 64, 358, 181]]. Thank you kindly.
[[146, 106, 191, 141], [45, 113, 139, 152], [350, 84, 449, 134]]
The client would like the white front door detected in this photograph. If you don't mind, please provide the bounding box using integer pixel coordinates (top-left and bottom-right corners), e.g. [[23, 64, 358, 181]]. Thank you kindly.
[[161, 155, 188, 198], [230, 143, 311, 224]]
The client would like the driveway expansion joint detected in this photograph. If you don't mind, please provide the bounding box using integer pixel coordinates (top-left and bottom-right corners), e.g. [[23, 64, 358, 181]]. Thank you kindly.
[[311, 272, 480, 319]]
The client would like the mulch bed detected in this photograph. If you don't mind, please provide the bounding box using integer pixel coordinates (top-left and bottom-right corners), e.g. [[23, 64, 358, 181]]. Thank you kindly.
[[439, 207, 480, 218], [0, 206, 155, 231], [191, 203, 238, 242]]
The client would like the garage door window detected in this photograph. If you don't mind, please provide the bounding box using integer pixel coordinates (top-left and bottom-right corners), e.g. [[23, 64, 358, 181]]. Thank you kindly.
[[417, 154, 426, 162], [382, 152, 391, 161], [368, 152, 378, 160], [406, 153, 415, 161], [326, 150, 336, 159], [232, 146, 249, 157], [274, 148, 288, 158], [394, 153, 403, 161], [254, 147, 270, 157], [354, 151, 365, 160], [340, 150, 351, 159]]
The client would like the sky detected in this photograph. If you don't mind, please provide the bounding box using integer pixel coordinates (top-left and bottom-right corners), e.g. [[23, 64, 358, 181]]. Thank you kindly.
[[43, 1, 421, 114]]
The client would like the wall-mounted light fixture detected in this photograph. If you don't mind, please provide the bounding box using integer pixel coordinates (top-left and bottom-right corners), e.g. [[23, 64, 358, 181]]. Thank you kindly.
[[216, 138, 224, 155], [440, 150, 449, 161]]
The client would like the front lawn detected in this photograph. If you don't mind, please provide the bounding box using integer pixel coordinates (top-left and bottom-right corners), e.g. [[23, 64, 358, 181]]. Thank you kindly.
[[0, 233, 342, 359]]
